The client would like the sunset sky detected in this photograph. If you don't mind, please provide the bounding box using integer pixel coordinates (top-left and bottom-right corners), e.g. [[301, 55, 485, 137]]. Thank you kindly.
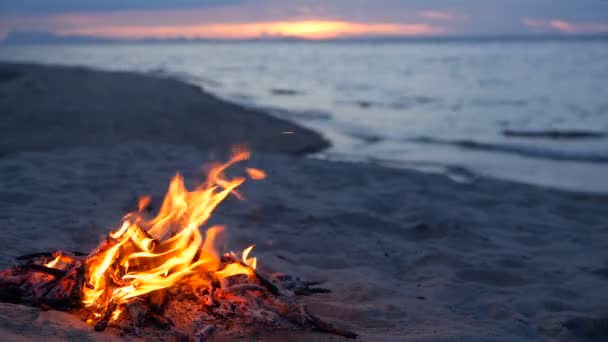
[[1, 0, 608, 40]]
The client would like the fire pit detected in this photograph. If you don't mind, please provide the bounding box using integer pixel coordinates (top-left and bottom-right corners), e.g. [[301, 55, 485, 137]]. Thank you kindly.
[[0, 150, 356, 340]]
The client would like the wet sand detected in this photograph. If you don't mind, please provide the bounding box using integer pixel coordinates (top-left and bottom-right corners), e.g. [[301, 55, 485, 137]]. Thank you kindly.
[[0, 63, 607, 341]]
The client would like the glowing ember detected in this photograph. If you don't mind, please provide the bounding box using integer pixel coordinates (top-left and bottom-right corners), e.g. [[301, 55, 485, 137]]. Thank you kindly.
[[245, 168, 266, 180], [82, 150, 260, 323]]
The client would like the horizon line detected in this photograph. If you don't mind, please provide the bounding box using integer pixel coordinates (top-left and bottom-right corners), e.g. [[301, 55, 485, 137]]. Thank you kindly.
[[3, 32, 608, 45]]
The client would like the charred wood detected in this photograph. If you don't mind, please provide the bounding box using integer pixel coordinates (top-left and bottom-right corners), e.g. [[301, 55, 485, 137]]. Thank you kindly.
[[94, 301, 118, 332], [196, 325, 216, 342]]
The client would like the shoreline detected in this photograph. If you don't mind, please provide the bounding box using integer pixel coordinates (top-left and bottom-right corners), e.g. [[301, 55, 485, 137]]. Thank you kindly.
[[0, 62, 330, 157], [2, 56, 606, 195]]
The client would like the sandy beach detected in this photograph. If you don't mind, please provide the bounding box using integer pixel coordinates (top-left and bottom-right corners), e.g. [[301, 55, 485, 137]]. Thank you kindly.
[[0, 62, 329, 157], [1, 63, 607, 341]]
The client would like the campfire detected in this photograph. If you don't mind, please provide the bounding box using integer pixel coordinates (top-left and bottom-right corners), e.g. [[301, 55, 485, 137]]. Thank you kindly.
[[0, 150, 356, 340]]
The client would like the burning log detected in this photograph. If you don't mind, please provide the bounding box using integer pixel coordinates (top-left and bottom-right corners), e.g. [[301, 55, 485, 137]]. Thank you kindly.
[[94, 301, 118, 331], [0, 150, 358, 340], [221, 254, 280, 296], [148, 289, 169, 314], [225, 283, 266, 294], [148, 312, 173, 329], [126, 297, 149, 326], [18, 264, 67, 278]]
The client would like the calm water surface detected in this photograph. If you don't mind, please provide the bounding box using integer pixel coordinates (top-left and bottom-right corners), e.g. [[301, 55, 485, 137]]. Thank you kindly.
[[2, 41, 608, 193]]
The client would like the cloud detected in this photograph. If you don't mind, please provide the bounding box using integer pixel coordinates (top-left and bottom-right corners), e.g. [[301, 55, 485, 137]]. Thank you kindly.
[[25, 20, 444, 40], [418, 10, 468, 22], [0, 0, 246, 13], [0, 6, 445, 40], [2, 1, 608, 38], [523, 18, 608, 34]]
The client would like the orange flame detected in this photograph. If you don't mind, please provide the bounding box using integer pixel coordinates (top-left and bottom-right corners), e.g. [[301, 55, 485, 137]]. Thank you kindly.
[[246, 168, 266, 180], [81, 150, 262, 320]]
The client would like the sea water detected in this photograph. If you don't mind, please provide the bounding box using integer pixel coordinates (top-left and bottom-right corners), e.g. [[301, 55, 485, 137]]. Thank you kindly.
[[2, 39, 607, 193]]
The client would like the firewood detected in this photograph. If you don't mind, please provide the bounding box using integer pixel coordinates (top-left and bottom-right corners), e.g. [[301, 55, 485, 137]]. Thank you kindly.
[[125, 224, 159, 252], [16, 250, 86, 262], [94, 301, 118, 332], [148, 289, 169, 314], [107, 269, 128, 287], [18, 264, 67, 278], [86, 237, 118, 265], [252, 269, 280, 296], [15, 252, 54, 261], [272, 274, 330, 296], [225, 283, 266, 294], [196, 325, 216, 341], [69, 263, 86, 303], [0, 285, 23, 303], [126, 297, 149, 326], [148, 312, 173, 329], [303, 306, 358, 339], [167, 331, 190, 342], [222, 255, 279, 295]]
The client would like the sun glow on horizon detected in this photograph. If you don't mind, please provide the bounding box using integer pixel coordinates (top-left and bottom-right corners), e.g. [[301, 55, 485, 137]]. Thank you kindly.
[[50, 20, 444, 40]]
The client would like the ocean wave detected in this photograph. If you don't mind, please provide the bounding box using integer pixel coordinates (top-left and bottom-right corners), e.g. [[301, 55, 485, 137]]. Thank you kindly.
[[341, 129, 384, 143], [147, 67, 221, 87], [407, 136, 608, 163], [317, 152, 476, 184], [470, 98, 529, 107], [263, 107, 332, 121], [337, 95, 441, 110], [502, 129, 607, 139], [270, 88, 304, 96]]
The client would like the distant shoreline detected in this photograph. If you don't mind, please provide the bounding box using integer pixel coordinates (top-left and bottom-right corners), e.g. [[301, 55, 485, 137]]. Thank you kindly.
[[2, 32, 608, 45]]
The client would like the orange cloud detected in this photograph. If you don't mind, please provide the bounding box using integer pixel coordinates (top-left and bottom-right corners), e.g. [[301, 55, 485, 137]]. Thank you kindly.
[[54, 20, 443, 40], [0, 8, 444, 40], [523, 18, 608, 34], [0, 5, 448, 41]]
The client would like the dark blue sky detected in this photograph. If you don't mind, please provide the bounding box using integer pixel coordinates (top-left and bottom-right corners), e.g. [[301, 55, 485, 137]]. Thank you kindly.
[[1, 0, 607, 39]]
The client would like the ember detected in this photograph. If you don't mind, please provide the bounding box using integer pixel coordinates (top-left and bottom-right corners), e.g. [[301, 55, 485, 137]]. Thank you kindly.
[[0, 150, 356, 340]]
